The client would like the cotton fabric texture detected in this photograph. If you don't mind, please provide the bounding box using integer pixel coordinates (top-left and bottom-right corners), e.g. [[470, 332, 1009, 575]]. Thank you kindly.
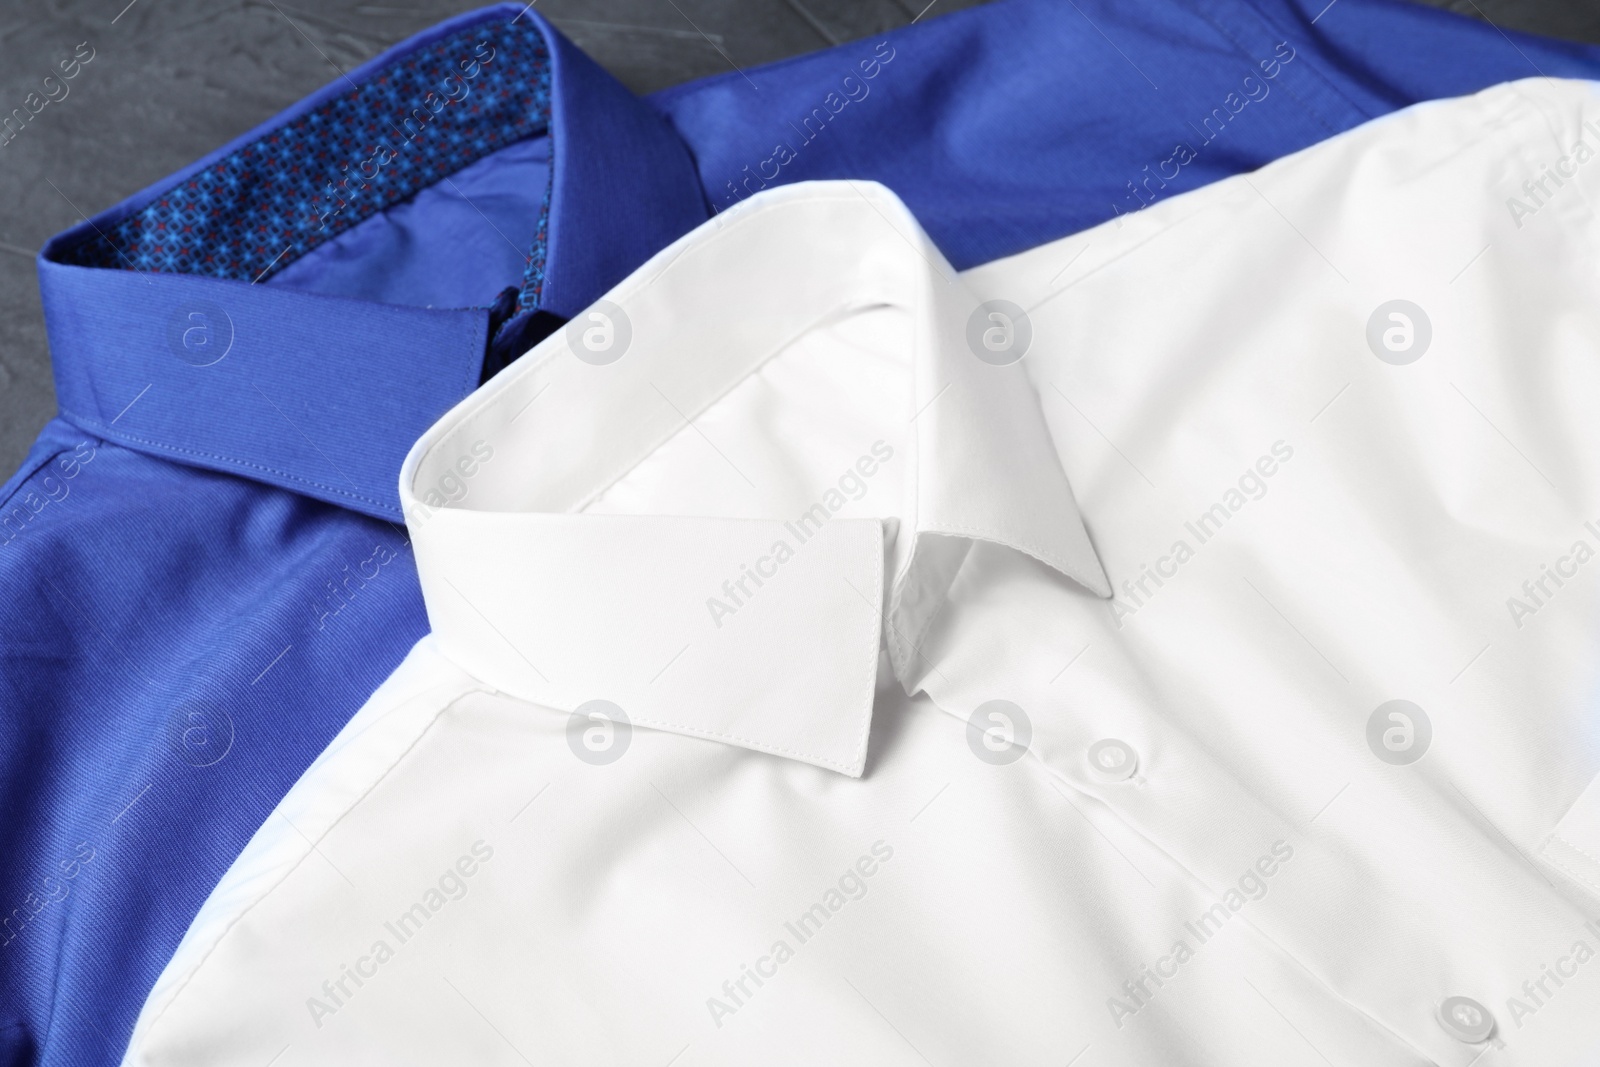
[[8, 1, 1600, 1063], [129, 79, 1600, 1066]]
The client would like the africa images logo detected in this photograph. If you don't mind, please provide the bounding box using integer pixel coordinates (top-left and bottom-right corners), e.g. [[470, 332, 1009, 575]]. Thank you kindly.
[[705, 841, 895, 1029], [1106, 840, 1295, 1029], [566, 699, 631, 765], [966, 301, 1032, 366], [306, 840, 495, 1028], [1504, 116, 1600, 229], [1365, 300, 1431, 365], [1365, 700, 1431, 766], [565, 300, 632, 366], [703, 442, 894, 630], [966, 700, 1032, 765]]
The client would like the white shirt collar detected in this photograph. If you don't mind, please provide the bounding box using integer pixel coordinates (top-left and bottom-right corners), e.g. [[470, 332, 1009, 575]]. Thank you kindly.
[[399, 182, 1109, 777]]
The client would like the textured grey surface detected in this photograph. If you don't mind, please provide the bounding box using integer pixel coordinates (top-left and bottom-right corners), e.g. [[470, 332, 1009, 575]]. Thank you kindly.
[[1430, 0, 1600, 43], [0, 0, 1595, 483]]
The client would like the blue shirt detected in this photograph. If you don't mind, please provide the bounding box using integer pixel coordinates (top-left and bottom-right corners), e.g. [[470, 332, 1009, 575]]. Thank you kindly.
[[657, 0, 1600, 270], [4, 1, 1599, 1063]]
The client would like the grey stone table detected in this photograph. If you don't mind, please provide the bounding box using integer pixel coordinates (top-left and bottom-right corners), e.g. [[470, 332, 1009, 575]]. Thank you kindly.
[[0, 0, 1594, 481]]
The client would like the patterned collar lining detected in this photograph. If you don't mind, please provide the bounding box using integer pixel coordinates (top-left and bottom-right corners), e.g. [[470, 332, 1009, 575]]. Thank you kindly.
[[56, 15, 555, 312], [32, 4, 710, 520]]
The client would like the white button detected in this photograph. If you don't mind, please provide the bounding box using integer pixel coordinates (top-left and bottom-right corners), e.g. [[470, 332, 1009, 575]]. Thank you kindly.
[[1437, 996, 1495, 1043], [1087, 739, 1138, 781]]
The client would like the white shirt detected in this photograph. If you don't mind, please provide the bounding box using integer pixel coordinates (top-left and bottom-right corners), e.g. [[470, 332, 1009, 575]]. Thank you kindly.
[[127, 78, 1600, 1067]]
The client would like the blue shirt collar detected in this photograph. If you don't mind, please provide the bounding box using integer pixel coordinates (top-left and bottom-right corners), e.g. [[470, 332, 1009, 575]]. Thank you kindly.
[[36, 3, 706, 521]]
